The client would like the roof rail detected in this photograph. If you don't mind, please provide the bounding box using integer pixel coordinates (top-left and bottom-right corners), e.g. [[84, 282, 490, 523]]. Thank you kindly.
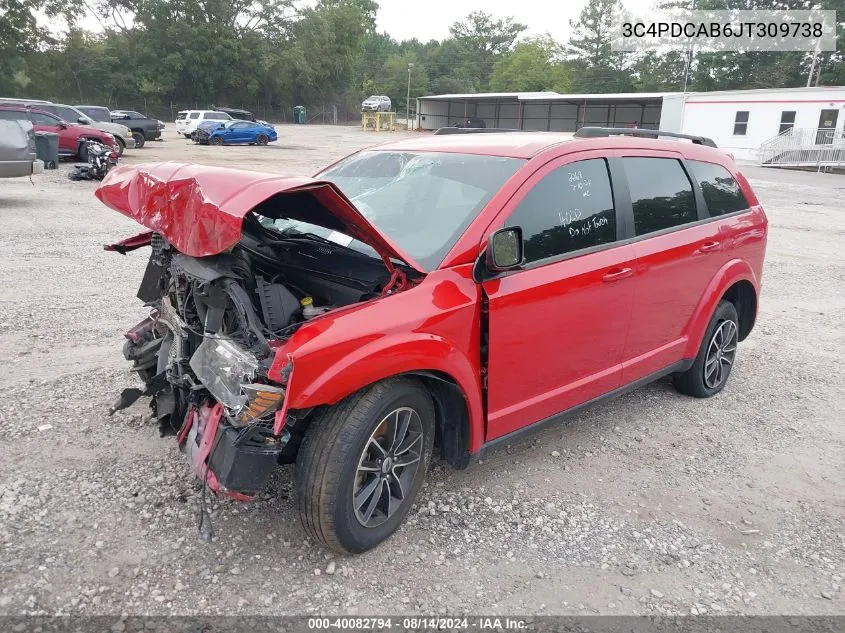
[[574, 127, 717, 148], [433, 127, 525, 135]]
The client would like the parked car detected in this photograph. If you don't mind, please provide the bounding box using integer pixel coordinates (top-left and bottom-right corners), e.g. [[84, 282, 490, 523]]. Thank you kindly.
[[0, 100, 134, 155], [175, 110, 231, 138], [30, 103, 135, 155], [195, 120, 277, 145], [109, 110, 163, 147], [0, 105, 117, 160], [97, 128, 767, 554], [0, 119, 44, 178], [361, 95, 391, 112]]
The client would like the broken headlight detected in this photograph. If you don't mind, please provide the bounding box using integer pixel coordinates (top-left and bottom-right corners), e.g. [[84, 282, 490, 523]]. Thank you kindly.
[[189, 338, 261, 409]]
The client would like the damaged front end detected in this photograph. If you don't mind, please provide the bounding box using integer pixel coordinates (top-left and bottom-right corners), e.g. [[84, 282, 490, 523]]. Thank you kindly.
[[113, 233, 297, 497], [101, 163, 422, 500]]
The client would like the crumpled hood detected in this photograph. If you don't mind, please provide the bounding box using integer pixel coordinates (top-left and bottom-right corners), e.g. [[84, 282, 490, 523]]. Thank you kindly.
[[94, 161, 422, 271]]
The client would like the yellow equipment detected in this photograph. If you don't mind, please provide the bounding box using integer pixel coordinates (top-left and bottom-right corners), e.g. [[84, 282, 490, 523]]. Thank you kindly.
[[362, 111, 396, 132]]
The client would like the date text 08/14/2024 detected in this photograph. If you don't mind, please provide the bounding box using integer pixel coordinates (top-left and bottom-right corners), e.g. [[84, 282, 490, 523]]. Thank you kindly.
[[307, 617, 529, 630]]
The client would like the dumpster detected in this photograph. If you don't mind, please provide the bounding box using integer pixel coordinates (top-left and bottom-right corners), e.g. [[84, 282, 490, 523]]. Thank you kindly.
[[34, 132, 60, 169], [293, 106, 306, 124]]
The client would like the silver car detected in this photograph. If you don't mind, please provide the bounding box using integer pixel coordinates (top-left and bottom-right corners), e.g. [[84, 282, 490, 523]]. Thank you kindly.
[[0, 118, 44, 178], [361, 95, 392, 112]]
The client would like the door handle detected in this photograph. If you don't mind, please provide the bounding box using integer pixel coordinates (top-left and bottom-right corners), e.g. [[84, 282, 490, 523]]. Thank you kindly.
[[699, 240, 721, 253], [602, 267, 633, 282]]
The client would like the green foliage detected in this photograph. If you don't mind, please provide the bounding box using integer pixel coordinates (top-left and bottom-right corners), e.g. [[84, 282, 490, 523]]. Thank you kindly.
[[490, 36, 571, 93], [2, 0, 838, 114]]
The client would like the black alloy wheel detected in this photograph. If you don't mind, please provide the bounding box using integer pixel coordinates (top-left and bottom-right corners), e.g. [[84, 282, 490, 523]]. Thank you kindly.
[[353, 407, 424, 528], [295, 377, 435, 554], [673, 300, 740, 398]]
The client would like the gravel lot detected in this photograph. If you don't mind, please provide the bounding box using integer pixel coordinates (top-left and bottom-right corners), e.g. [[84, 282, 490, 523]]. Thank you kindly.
[[1, 126, 843, 617]]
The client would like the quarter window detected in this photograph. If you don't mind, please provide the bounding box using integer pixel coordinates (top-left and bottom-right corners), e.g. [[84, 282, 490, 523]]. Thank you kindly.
[[622, 157, 697, 236], [778, 111, 796, 134], [189, 112, 200, 119], [507, 158, 617, 264], [688, 160, 749, 217], [733, 111, 749, 135]]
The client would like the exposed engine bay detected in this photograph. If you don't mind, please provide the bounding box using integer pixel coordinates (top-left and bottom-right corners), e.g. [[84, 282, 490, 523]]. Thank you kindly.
[[114, 212, 413, 478]]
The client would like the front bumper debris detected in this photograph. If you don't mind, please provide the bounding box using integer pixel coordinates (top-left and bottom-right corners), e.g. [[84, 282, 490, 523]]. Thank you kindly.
[[180, 402, 288, 497]]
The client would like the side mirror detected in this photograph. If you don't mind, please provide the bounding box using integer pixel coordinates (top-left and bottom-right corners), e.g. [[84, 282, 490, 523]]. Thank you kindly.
[[77, 117, 88, 124], [486, 226, 524, 273], [58, 122, 67, 129]]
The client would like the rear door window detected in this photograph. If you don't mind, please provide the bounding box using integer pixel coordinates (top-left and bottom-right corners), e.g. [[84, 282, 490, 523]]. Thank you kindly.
[[622, 157, 697, 236], [506, 158, 617, 264], [687, 160, 749, 216]]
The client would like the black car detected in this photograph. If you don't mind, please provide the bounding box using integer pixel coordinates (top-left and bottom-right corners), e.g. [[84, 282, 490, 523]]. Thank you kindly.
[[109, 110, 164, 147]]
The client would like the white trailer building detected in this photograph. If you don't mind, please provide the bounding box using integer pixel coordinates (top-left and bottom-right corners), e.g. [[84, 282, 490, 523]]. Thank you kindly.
[[416, 86, 845, 165]]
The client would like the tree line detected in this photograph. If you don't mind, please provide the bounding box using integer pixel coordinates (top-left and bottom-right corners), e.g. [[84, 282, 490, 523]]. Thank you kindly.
[[1, 0, 843, 119]]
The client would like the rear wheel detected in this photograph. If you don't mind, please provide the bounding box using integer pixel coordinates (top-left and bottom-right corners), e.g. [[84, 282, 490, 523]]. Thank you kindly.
[[256, 134, 269, 146], [295, 377, 434, 554], [115, 138, 125, 156], [132, 132, 145, 148], [673, 300, 739, 398]]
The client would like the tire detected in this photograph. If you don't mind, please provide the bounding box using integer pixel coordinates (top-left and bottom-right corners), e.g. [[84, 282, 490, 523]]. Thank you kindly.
[[132, 132, 145, 148], [673, 300, 740, 398], [184, 133, 192, 139], [115, 138, 125, 157], [78, 141, 89, 162], [210, 136, 223, 146], [295, 377, 435, 554], [256, 134, 269, 146]]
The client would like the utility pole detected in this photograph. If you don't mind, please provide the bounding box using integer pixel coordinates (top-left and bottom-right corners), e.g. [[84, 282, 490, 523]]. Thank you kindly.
[[807, 49, 819, 87], [406, 63, 413, 130]]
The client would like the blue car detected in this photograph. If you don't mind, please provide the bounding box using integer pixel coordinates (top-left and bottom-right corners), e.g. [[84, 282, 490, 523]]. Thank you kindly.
[[196, 120, 277, 146]]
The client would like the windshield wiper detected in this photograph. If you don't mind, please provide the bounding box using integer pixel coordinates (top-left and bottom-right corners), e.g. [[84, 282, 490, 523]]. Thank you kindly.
[[278, 230, 372, 257]]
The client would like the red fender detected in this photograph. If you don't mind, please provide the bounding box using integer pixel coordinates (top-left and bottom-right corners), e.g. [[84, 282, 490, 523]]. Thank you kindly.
[[682, 258, 759, 358], [279, 334, 485, 454]]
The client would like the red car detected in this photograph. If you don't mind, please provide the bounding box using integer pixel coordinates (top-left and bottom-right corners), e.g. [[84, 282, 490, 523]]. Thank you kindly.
[[0, 105, 116, 160], [98, 128, 767, 554]]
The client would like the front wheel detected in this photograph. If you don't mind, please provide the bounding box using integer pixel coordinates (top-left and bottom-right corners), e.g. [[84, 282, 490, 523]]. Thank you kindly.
[[256, 134, 269, 146], [673, 300, 739, 398], [295, 377, 434, 554], [183, 133, 192, 139], [132, 132, 145, 148], [210, 136, 223, 146], [115, 138, 125, 156]]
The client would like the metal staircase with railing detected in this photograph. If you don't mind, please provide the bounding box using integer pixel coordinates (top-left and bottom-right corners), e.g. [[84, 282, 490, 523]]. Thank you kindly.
[[758, 127, 845, 170]]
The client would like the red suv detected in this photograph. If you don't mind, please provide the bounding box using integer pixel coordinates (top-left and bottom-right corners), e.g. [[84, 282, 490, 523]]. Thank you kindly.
[[0, 105, 116, 160], [98, 128, 767, 553]]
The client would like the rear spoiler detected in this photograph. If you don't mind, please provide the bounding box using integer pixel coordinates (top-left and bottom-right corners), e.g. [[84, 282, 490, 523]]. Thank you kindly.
[[574, 127, 717, 147]]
